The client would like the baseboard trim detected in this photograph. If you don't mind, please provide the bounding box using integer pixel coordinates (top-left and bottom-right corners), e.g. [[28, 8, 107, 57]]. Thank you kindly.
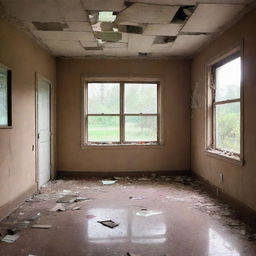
[[57, 170, 191, 179], [0, 184, 37, 221], [192, 172, 256, 229]]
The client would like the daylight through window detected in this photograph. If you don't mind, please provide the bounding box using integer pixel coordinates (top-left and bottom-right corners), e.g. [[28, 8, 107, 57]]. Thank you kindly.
[[84, 82, 159, 145], [210, 54, 241, 156]]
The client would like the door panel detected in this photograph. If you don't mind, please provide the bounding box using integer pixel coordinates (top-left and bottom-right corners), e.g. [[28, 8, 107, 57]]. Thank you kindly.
[[37, 79, 51, 187]]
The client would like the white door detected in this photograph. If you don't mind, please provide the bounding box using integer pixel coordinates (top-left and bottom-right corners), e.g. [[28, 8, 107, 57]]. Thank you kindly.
[[37, 78, 51, 187]]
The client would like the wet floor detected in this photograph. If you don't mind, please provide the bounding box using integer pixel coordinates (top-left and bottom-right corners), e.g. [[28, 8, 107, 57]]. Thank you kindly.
[[0, 177, 256, 256]]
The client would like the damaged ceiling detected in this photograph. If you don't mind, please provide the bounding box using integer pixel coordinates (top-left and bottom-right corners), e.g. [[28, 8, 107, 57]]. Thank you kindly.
[[0, 0, 253, 57]]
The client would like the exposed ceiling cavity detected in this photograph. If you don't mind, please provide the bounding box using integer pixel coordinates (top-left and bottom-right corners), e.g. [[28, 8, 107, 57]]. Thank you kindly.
[[0, 0, 252, 57]]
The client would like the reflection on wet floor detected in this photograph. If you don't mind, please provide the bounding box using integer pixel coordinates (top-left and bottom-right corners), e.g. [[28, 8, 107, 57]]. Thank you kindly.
[[0, 177, 255, 256]]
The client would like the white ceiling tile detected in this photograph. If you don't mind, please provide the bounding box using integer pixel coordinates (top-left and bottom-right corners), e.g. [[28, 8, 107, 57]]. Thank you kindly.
[[81, 0, 125, 11], [128, 34, 155, 52], [57, 0, 88, 22], [104, 42, 127, 48], [182, 4, 244, 33], [103, 47, 130, 56], [127, 0, 196, 4], [65, 22, 92, 32], [83, 50, 104, 55], [1, 0, 63, 22], [32, 31, 95, 41], [170, 35, 210, 56], [116, 3, 179, 24], [80, 41, 98, 47], [119, 33, 129, 43], [144, 24, 183, 36], [43, 40, 86, 56]]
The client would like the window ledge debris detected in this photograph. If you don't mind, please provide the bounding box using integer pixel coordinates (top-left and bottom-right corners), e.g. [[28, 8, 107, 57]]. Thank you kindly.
[[81, 142, 163, 149], [205, 148, 243, 166]]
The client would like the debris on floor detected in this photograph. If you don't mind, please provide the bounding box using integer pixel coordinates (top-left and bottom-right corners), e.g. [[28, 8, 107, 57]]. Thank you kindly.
[[129, 196, 144, 200], [31, 224, 51, 229], [1, 234, 20, 243], [136, 210, 162, 217], [50, 204, 66, 212], [56, 195, 78, 203], [97, 220, 119, 229], [72, 206, 81, 211], [101, 180, 117, 185]]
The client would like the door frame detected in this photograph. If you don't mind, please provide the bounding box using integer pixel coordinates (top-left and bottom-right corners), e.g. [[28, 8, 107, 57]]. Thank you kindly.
[[35, 73, 55, 189]]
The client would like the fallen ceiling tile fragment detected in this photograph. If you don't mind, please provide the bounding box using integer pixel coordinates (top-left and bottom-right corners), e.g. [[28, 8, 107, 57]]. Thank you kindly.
[[57, 0, 88, 22], [95, 31, 122, 42], [97, 220, 119, 228], [82, 0, 126, 11], [116, 3, 179, 24], [144, 24, 182, 36], [182, 4, 244, 33], [128, 34, 155, 52], [31, 224, 51, 229], [56, 195, 78, 203], [32, 22, 68, 31], [65, 22, 92, 32], [33, 31, 95, 41], [1, 0, 62, 22]]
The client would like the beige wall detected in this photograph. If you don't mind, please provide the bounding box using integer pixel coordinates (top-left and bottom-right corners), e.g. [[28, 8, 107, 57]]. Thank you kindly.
[[0, 18, 56, 210], [57, 58, 191, 173], [191, 9, 256, 211]]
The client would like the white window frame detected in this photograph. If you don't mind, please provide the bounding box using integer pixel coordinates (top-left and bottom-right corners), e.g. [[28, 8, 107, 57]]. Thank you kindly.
[[205, 46, 244, 165], [81, 75, 164, 148], [0, 63, 12, 128]]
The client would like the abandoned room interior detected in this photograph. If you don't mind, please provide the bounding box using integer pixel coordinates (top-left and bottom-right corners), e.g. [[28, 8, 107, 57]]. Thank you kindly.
[[0, 0, 256, 255]]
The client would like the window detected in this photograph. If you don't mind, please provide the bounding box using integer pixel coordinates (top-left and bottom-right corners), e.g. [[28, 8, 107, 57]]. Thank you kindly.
[[83, 81, 160, 146], [0, 66, 12, 127], [207, 52, 242, 161]]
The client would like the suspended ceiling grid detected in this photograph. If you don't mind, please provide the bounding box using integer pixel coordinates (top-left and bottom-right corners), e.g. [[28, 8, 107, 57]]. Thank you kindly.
[[0, 0, 253, 57]]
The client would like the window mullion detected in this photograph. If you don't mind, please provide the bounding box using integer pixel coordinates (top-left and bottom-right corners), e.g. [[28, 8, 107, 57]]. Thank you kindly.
[[120, 82, 124, 144]]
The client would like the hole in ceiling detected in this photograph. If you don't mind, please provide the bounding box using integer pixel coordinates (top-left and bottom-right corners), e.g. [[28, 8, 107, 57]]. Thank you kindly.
[[118, 25, 143, 34], [171, 6, 195, 24], [95, 31, 122, 42], [154, 36, 176, 44], [84, 47, 103, 51], [32, 22, 68, 31], [98, 11, 116, 22], [138, 52, 152, 57]]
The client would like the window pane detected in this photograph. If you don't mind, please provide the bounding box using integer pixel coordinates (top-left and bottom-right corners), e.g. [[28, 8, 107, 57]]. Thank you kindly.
[[88, 83, 120, 114], [216, 102, 240, 153], [215, 57, 241, 101], [0, 69, 8, 126], [88, 116, 120, 142], [125, 116, 157, 142], [125, 83, 157, 114]]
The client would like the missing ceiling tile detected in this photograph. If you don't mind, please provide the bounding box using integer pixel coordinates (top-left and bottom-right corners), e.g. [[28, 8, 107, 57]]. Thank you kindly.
[[84, 46, 103, 51], [118, 25, 143, 34], [32, 22, 68, 31], [95, 31, 122, 42], [138, 52, 152, 57], [99, 11, 116, 22], [171, 6, 195, 24], [154, 36, 176, 44]]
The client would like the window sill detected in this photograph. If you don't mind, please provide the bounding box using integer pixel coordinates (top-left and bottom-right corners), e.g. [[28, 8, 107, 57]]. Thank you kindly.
[[81, 143, 164, 150], [205, 149, 243, 166], [0, 126, 13, 129]]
